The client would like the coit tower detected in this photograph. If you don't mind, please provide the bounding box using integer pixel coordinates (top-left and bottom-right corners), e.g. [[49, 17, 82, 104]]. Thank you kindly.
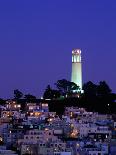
[[71, 49, 82, 89]]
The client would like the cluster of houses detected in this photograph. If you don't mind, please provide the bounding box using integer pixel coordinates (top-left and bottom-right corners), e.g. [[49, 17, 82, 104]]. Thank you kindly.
[[0, 100, 116, 155]]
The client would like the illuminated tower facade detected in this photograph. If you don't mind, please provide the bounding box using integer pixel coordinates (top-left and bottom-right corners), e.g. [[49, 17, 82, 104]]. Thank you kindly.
[[71, 49, 82, 89]]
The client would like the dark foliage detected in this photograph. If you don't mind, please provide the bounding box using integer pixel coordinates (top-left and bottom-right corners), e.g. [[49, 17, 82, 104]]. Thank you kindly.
[[83, 81, 97, 96], [47, 92, 116, 115], [0, 98, 6, 105], [14, 89, 23, 100], [55, 79, 80, 96], [43, 85, 61, 99], [97, 81, 111, 96]]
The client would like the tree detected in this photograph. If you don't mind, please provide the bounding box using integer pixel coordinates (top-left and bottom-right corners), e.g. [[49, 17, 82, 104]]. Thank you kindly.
[[55, 79, 69, 95], [43, 85, 61, 99], [68, 82, 80, 93], [43, 85, 52, 99], [55, 79, 80, 95], [14, 89, 23, 99], [83, 81, 97, 96], [97, 81, 111, 96], [0, 98, 6, 105]]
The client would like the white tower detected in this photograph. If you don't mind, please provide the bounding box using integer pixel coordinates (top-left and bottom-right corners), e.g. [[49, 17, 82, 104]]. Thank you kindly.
[[71, 49, 82, 89]]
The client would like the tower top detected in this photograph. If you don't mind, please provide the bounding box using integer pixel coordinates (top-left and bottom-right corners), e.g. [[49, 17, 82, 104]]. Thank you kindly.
[[72, 49, 81, 63], [72, 49, 81, 55]]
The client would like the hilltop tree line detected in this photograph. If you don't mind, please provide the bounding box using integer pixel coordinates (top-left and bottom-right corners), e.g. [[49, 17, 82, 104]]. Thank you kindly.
[[0, 79, 112, 101], [0, 79, 115, 115], [13, 90, 36, 100], [0, 79, 114, 101], [43, 79, 81, 99], [43, 79, 112, 99]]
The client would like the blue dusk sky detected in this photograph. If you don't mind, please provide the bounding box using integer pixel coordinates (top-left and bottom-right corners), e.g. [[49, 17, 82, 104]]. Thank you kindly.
[[0, 0, 116, 98]]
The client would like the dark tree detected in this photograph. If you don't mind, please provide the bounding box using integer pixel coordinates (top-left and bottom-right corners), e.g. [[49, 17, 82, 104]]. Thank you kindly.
[[43, 85, 61, 99], [0, 98, 6, 105], [55, 79, 69, 94], [43, 85, 52, 99], [55, 79, 80, 96], [97, 81, 112, 96], [52, 89, 61, 99], [68, 82, 80, 93], [83, 81, 97, 96], [14, 89, 23, 100]]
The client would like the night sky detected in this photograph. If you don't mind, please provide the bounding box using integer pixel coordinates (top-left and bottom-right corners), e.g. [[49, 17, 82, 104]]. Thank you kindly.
[[0, 1, 116, 98]]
